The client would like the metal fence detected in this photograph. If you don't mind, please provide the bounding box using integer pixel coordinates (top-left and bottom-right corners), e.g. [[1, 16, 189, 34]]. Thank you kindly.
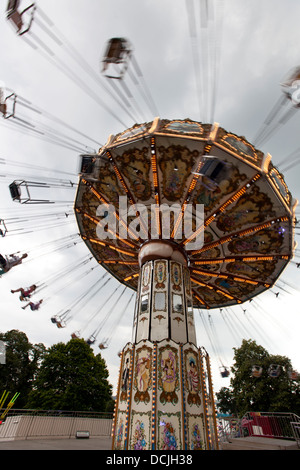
[[217, 416, 241, 442], [218, 411, 300, 446], [1, 408, 113, 419], [240, 412, 300, 441], [0, 409, 113, 440]]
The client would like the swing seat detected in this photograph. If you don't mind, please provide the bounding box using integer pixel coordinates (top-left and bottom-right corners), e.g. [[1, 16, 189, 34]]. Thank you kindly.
[[71, 332, 80, 339], [288, 370, 299, 380], [9, 182, 22, 201], [251, 365, 263, 378], [80, 155, 96, 175], [268, 364, 281, 377], [281, 66, 300, 106], [281, 66, 300, 88], [86, 338, 95, 345], [98, 342, 107, 350], [6, 1, 36, 36], [196, 158, 229, 189], [102, 37, 132, 79], [3, 93, 17, 120], [0, 102, 7, 117], [220, 367, 230, 378], [85, 334, 96, 345]]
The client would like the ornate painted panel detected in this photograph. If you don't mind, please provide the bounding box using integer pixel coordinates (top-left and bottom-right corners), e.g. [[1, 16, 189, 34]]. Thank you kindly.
[[136, 262, 152, 342], [170, 261, 187, 343], [133, 343, 153, 405], [157, 411, 183, 450], [129, 411, 151, 450], [150, 260, 169, 342]]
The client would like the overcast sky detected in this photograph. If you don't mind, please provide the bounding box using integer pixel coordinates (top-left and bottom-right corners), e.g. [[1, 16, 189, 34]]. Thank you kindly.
[[1, 0, 300, 396]]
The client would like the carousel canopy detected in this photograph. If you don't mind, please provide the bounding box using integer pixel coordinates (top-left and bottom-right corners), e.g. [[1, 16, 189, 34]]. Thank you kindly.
[[74, 118, 297, 309]]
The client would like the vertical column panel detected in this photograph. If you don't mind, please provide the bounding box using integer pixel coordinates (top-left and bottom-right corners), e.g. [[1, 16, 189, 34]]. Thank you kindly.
[[183, 266, 197, 345], [182, 343, 207, 450], [170, 261, 187, 343], [150, 260, 169, 342], [128, 340, 153, 450], [136, 262, 152, 342], [112, 343, 134, 450], [151, 342, 157, 450], [155, 339, 183, 450], [124, 344, 135, 450]]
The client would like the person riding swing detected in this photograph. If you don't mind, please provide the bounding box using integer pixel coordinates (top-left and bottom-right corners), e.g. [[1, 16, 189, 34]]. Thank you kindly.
[[11, 284, 37, 300]]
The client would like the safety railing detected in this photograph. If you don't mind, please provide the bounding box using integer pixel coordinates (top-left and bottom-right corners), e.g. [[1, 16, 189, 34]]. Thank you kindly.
[[240, 411, 300, 445], [217, 412, 300, 447], [0, 409, 113, 440], [1, 408, 113, 419], [217, 416, 241, 442]]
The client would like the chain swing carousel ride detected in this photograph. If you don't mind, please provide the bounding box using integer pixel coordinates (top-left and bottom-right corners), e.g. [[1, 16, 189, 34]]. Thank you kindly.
[[74, 39, 297, 451], [4, 2, 298, 452]]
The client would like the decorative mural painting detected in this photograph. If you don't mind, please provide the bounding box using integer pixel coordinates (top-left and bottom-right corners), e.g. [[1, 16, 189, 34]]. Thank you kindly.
[[226, 259, 277, 280], [115, 414, 126, 450], [120, 352, 131, 402], [217, 129, 264, 167], [164, 120, 204, 135], [184, 349, 201, 406], [134, 346, 152, 404], [158, 345, 179, 405], [96, 163, 126, 203], [160, 421, 178, 450], [129, 412, 150, 450], [216, 185, 275, 233], [116, 147, 152, 201], [196, 230, 221, 259], [157, 412, 182, 450], [214, 277, 257, 297], [190, 423, 204, 450], [142, 262, 151, 292], [154, 260, 167, 289], [187, 414, 206, 450], [171, 262, 182, 291], [269, 167, 291, 204], [158, 145, 199, 201], [221, 133, 257, 160], [227, 227, 285, 254]]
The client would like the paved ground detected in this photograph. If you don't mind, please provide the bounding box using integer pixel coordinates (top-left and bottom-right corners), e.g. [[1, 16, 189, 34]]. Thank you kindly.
[[0, 436, 112, 450], [221, 436, 299, 451]]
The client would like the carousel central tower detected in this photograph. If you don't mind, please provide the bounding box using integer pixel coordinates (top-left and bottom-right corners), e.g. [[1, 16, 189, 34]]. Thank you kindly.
[[74, 118, 296, 450], [112, 240, 215, 450]]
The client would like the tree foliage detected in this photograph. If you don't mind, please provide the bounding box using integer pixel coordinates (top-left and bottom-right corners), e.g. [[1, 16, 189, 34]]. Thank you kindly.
[[0, 330, 114, 412], [216, 339, 300, 417], [0, 329, 46, 408], [26, 338, 113, 411]]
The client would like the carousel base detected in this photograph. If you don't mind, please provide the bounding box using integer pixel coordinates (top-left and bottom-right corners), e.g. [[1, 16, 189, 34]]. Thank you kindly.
[[111, 338, 218, 450]]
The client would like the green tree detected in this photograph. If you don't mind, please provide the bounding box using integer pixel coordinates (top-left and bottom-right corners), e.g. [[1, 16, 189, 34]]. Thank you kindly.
[[215, 386, 238, 416], [216, 339, 300, 417], [26, 338, 113, 411], [0, 329, 46, 408]]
